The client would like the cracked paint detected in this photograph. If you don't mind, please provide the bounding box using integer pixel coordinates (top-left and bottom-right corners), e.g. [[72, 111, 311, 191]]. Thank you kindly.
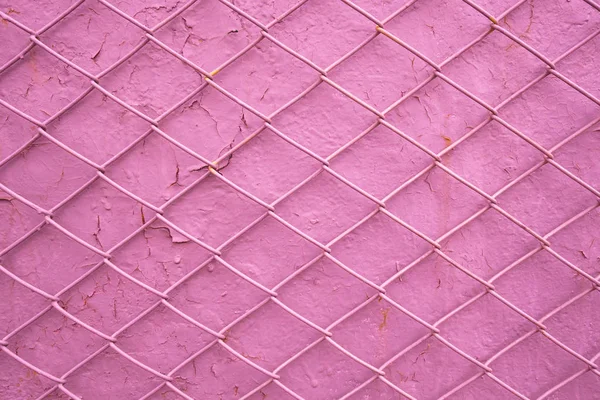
[[0, 0, 600, 399]]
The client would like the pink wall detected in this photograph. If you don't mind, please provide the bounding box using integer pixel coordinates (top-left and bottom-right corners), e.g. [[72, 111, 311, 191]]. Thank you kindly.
[[1, 0, 600, 399]]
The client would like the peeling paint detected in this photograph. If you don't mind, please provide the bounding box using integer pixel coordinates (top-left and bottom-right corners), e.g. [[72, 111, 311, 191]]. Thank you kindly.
[[0, 0, 600, 399]]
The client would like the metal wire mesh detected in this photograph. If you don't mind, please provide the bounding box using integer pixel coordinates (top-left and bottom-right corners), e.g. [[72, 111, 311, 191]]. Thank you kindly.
[[1, 0, 600, 398]]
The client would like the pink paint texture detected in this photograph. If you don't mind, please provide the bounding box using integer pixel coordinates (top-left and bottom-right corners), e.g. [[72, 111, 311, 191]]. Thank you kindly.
[[1, 0, 600, 399]]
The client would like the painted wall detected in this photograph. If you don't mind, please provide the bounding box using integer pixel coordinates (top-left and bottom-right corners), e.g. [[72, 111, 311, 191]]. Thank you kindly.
[[1, 0, 599, 399]]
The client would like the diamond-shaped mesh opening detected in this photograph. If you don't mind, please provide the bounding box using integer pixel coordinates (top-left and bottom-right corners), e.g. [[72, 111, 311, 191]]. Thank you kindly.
[[0, 46, 89, 120], [384, 76, 490, 153], [1, 0, 600, 398], [0, 137, 97, 208], [268, 0, 374, 68], [441, 29, 547, 105], [100, 42, 204, 118], [40, 1, 146, 74], [491, 332, 588, 398], [158, 84, 262, 159], [500, 0, 600, 59], [385, 336, 481, 399], [0, 107, 37, 160], [151, 0, 264, 72], [5, 308, 106, 377], [215, 39, 319, 115], [328, 34, 432, 110], [383, 0, 490, 62]]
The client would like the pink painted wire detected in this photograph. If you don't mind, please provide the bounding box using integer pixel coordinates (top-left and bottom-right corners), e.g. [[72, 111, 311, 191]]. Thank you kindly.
[[0, 0, 598, 399]]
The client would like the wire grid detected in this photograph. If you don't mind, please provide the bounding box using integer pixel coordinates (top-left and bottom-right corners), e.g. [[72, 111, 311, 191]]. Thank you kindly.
[[0, 0, 599, 398]]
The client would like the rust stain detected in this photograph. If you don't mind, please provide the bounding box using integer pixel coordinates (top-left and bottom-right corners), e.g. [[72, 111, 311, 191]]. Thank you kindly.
[[28, 52, 40, 83], [379, 307, 390, 331], [439, 132, 452, 235], [441, 134, 452, 147], [242, 352, 263, 361]]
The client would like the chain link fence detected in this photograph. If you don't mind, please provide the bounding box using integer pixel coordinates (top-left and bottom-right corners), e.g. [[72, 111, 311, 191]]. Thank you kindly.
[[1, 0, 600, 398]]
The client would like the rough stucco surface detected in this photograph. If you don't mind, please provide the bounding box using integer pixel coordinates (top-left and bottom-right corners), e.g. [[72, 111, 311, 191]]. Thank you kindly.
[[1, 0, 600, 399]]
